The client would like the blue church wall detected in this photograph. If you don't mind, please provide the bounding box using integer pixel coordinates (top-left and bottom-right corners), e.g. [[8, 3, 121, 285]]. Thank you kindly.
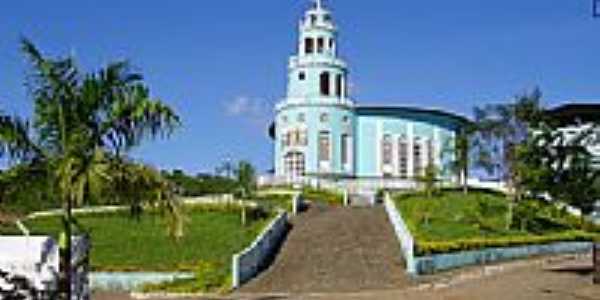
[[276, 104, 353, 177], [354, 111, 459, 179], [287, 63, 346, 99], [355, 116, 379, 177]]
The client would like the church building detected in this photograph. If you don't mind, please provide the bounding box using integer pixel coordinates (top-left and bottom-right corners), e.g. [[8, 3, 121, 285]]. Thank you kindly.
[[270, 1, 469, 189]]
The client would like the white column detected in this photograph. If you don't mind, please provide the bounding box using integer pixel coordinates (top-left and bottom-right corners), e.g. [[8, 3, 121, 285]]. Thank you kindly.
[[434, 128, 441, 168], [407, 123, 414, 179], [376, 121, 383, 177]]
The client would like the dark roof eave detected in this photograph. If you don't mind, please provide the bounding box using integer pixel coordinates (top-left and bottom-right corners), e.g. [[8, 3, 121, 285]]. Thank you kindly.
[[547, 104, 600, 125]]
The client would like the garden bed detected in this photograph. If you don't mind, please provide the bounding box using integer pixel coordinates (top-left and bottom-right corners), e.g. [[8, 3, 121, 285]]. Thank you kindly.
[[394, 191, 599, 256]]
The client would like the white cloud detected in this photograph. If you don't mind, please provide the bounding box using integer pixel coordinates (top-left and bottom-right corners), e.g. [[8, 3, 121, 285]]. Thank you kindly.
[[224, 96, 272, 127]]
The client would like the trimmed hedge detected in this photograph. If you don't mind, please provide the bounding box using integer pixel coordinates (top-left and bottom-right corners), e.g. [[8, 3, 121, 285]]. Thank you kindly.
[[416, 231, 599, 255]]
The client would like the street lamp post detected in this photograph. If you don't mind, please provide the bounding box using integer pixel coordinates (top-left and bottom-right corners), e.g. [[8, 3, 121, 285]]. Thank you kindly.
[[594, 243, 600, 284]]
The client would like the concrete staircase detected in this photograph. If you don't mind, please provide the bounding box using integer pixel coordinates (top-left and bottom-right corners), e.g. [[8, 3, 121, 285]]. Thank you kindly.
[[238, 205, 409, 294], [348, 191, 376, 207]]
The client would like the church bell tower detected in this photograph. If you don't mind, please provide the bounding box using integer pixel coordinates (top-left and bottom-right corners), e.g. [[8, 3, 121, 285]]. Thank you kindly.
[[275, 0, 355, 182]]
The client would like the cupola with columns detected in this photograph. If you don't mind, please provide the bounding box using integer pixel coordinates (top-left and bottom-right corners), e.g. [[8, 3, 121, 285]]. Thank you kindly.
[[279, 0, 352, 109]]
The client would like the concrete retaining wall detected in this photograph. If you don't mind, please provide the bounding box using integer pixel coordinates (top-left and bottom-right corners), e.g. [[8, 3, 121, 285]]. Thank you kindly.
[[90, 272, 194, 291], [292, 193, 304, 215], [232, 212, 288, 289], [415, 242, 594, 275], [383, 194, 416, 275]]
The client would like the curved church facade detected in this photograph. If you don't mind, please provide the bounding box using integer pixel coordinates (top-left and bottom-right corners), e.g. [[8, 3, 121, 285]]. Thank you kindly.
[[272, 1, 469, 188]]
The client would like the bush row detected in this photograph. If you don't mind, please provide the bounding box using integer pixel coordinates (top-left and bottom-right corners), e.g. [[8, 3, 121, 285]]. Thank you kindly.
[[416, 231, 599, 256]]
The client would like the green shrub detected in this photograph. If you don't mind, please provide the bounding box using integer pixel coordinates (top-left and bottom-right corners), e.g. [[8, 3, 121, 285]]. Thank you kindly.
[[194, 261, 227, 292], [302, 187, 343, 206], [416, 231, 598, 255], [253, 194, 294, 212]]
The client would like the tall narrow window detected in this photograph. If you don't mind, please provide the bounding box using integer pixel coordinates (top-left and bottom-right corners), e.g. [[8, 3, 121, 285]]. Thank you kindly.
[[413, 138, 423, 177], [382, 134, 393, 166], [398, 137, 409, 179], [299, 130, 308, 146], [282, 133, 289, 148], [317, 37, 325, 53], [293, 130, 301, 146], [427, 139, 435, 166], [335, 74, 343, 97], [305, 38, 314, 54], [341, 134, 350, 166], [320, 72, 330, 96], [319, 131, 330, 162]]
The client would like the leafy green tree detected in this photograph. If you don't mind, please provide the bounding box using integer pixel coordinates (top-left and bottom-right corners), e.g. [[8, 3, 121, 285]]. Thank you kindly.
[[0, 38, 181, 299], [236, 161, 257, 199], [163, 170, 238, 196], [451, 126, 476, 195], [473, 88, 546, 229], [235, 161, 256, 226], [417, 163, 439, 199]]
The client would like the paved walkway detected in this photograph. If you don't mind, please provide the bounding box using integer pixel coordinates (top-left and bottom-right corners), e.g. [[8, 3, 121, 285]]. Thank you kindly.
[[238, 205, 410, 294], [94, 255, 600, 300]]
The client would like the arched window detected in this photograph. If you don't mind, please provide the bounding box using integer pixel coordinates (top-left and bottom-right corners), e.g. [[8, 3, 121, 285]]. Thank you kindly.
[[317, 37, 325, 53], [318, 131, 331, 163], [305, 38, 314, 54], [320, 113, 329, 123], [297, 113, 305, 123], [299, 130, 308, 146], [382, 134, 393, 166], [413, 137, 423, 176], [335, 74, 343, 97], [341, 134, 351, 166], [320, 72, 330, 96]]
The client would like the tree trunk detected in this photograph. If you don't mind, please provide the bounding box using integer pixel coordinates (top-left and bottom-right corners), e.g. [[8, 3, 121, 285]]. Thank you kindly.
[[461, 169, 468, 195]]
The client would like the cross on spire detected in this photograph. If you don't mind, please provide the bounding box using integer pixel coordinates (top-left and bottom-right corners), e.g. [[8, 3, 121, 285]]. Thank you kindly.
[[314, 0, 323, 9]]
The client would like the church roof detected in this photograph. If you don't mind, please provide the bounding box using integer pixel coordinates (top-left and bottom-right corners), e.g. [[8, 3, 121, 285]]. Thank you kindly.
[[547, 103, 600, 126], [356, 105, 472, 126]]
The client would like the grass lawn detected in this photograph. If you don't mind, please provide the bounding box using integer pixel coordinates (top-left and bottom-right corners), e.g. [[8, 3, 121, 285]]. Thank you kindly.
[[0, 206, 271, 273], [395, 190, 599, 255]]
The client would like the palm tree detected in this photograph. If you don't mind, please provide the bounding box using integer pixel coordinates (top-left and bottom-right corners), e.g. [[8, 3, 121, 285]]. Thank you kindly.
[[0, 38, 181, 299], [452, 127, 472, 195]]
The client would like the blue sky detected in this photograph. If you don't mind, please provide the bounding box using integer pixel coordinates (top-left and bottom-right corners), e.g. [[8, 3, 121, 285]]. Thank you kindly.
[[0, 0, 598, 174]]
